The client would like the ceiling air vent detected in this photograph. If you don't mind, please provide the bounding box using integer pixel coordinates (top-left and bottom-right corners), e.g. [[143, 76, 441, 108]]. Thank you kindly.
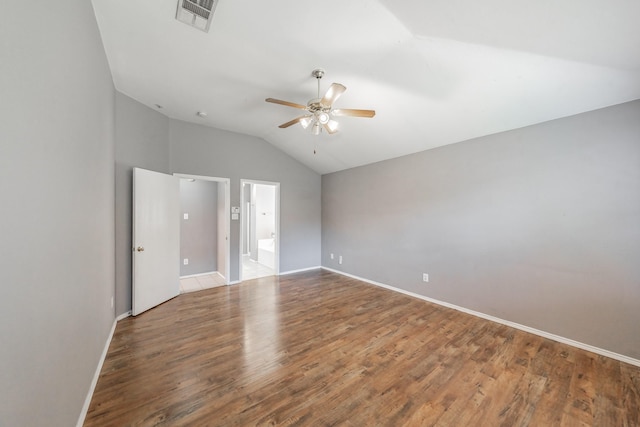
[[176, 0, 218, 32]]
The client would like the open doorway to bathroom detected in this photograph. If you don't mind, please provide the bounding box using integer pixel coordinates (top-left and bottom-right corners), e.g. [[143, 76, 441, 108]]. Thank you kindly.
[[175, 174, 230, 293], [240, 180, 280, 281]]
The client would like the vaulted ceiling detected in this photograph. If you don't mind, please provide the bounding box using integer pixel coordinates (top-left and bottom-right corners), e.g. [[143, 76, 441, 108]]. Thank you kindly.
[[92, 0, 640, 174]]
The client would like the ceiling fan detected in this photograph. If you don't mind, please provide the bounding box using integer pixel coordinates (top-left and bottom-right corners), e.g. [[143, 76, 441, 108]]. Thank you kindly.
[[266, 69, 375, 135]]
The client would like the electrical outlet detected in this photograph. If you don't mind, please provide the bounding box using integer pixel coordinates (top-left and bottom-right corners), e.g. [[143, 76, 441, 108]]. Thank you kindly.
[[339, 255, 343, 265], [183, 213, 189, 220], [330, 253, 334, 260], [110, 296, 114, 309], [183, 258, 189, 265], [423, 273, 429, 282]]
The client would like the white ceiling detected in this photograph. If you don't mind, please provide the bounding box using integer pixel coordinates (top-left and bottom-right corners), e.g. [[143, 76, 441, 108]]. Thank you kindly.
[[92, 0, 640, 174]]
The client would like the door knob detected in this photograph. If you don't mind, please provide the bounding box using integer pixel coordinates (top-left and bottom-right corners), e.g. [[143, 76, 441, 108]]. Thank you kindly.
[[136, 246, 145, 252]]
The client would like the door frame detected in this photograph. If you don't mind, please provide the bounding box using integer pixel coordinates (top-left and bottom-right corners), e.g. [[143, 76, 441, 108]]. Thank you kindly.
[[174, 173, 231, 285], [240, 179, 280, 282]]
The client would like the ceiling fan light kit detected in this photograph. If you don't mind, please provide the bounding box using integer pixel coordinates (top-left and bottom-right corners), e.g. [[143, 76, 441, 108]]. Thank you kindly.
[[266, 69, 375, 136], [300, 117, 313, 129]]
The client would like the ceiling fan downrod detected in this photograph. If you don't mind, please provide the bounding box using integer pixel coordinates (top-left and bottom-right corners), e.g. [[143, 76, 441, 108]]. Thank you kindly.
[[312, 68, 325, 100]]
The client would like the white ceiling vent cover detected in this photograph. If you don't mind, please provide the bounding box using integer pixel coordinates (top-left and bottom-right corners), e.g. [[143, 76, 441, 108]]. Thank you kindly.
[[176, 0, 218, 32]]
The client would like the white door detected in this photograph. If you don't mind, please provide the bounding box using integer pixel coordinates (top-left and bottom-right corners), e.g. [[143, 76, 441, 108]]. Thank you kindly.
[[132, 167, 180, 316]]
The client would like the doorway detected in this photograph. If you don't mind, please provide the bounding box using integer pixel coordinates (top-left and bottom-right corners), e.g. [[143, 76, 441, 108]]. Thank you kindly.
[[174, 173, 231, 291], [240, 180, 280, 281]]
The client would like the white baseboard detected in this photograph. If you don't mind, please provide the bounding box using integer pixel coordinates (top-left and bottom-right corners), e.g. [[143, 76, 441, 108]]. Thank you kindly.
[[180, 271, 219, 279], [116, 311, 131, 321], [76, 311, 130, 426], [322, 267, 640, 368], [279, 266, 322, 276]]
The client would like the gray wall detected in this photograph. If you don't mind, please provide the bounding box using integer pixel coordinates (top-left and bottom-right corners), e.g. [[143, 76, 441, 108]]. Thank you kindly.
[[0, 0, 116, 425], [322, 100, 640, 359], [114, 92, 170, 314], [180, 179, 218, 276], [169, 119, 322, 282]]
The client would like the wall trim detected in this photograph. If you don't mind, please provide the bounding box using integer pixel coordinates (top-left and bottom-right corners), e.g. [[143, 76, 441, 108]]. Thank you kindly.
[[179, 271, 220, 279], [279, 266, 322, 276], [76, 311, 130, 426], [322, 267, 640, 368], [117, 311, 132, 321]]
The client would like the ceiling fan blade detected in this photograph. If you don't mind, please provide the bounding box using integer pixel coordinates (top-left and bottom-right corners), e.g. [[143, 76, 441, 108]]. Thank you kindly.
[[279, 116, 310, 128], [266, 98, 307, 110], [332, 108, 376, 118], [320, 83, 346, 107]]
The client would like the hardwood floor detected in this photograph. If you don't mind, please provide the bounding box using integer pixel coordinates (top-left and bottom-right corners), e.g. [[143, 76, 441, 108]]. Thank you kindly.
[[85, 270, 640, 426]]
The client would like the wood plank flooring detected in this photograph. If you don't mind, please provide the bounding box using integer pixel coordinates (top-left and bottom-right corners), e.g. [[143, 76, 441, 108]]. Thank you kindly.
[[85, 270, 640, 426]]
